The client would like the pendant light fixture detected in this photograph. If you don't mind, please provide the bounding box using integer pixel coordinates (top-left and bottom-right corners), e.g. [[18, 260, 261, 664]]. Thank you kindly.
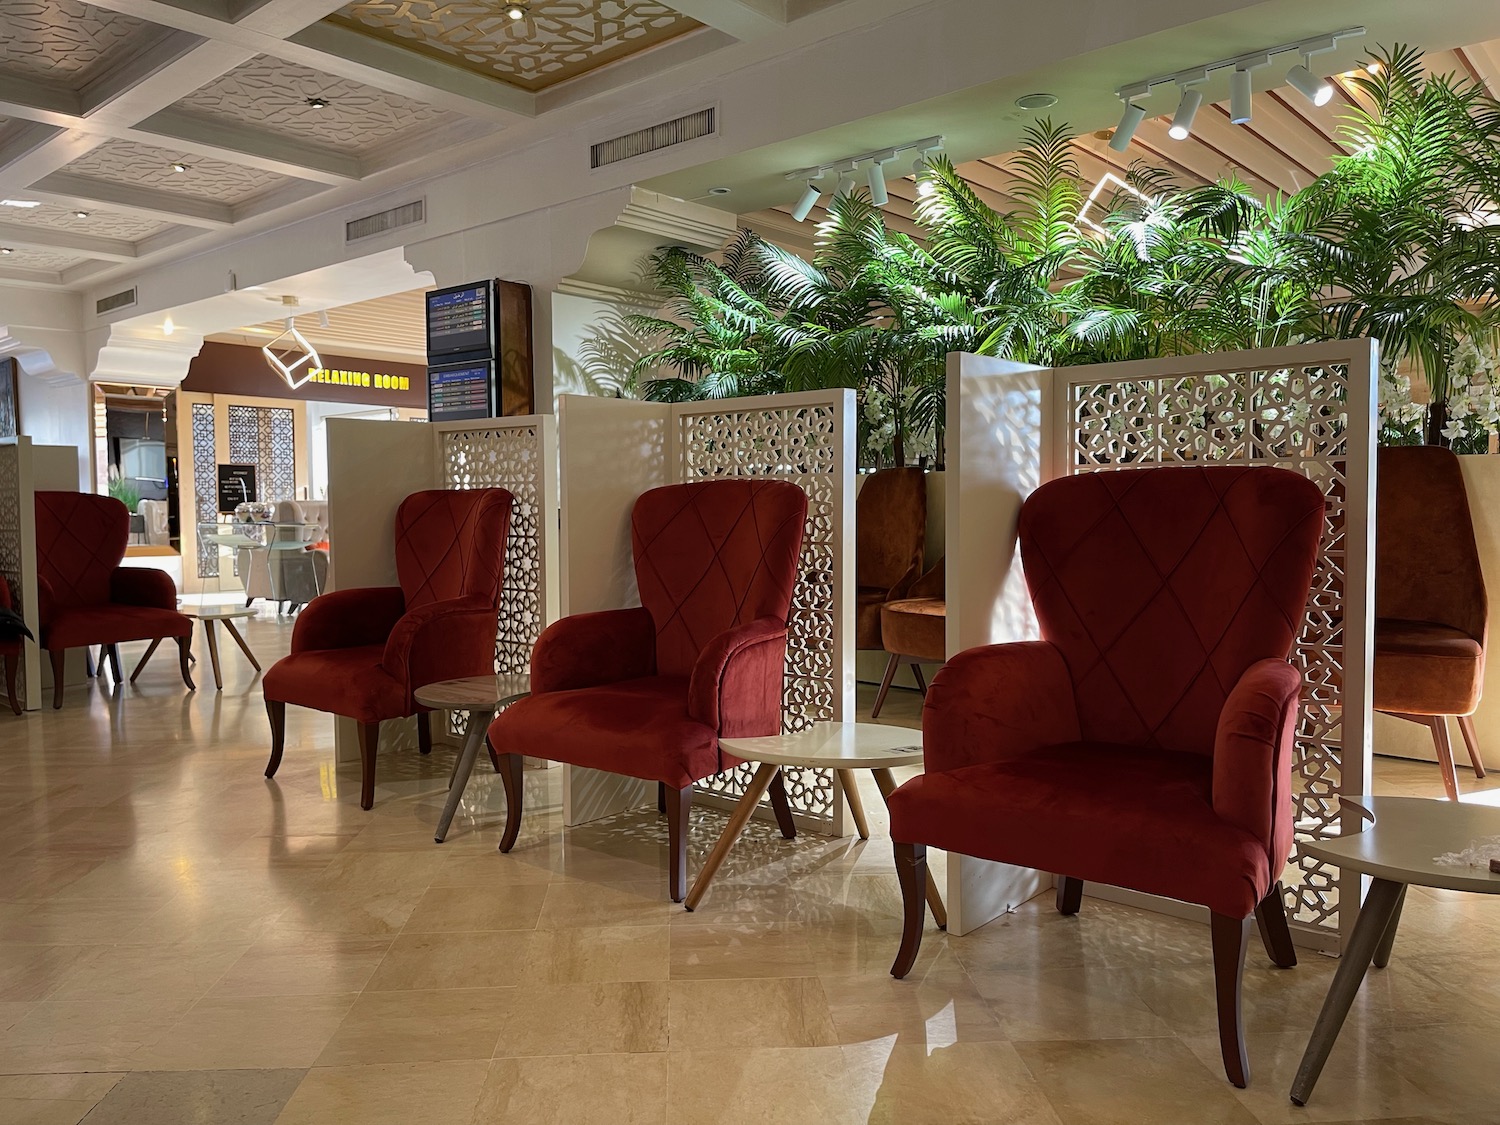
[[262, 315, 321, 390], [1229, 67, 1254, 124]]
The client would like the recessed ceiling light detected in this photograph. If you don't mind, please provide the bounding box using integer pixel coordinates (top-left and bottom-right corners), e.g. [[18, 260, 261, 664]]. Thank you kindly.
[[171, 162, 190, 173], [505, 4, 527, 19], [1015, 92, 1059, 110], [707, 186, 732, 195], [1, 199, 41, 208], [305, 95, 330, 109], [73, 209, 90, 219]]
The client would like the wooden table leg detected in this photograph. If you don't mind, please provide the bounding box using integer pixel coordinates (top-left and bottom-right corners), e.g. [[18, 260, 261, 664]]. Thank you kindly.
[[1290, 878, 1407, 1106], [873, 767, 946, 930], [129, 638, 162, 683], [837, 769, 870, 840], [202, 620, 224, 691], [220, 618, 261, 672], [684, 762, 779, 912], [435, 706, 496, 844]]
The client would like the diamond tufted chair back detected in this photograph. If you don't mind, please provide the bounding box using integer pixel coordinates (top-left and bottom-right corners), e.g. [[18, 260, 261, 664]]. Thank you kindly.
[[631, 479, 808, 679], [35, 492, 130, 615], [393, 489, 514, 612], [1017, 465, 1326, 757]]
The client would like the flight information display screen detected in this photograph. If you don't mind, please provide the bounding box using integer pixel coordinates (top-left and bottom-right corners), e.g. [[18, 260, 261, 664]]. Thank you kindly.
[[427, 362, 493, 422], [426, 283, 492, 358]]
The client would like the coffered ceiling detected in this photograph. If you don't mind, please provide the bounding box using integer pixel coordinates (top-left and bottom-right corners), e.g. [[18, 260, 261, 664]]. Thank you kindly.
[[0, 0, 833, 290]]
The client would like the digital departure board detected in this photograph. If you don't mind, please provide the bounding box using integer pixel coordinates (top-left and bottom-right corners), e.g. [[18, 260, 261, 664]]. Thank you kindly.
[[427, 361, 494, 423], [425, 282, 493, 359]]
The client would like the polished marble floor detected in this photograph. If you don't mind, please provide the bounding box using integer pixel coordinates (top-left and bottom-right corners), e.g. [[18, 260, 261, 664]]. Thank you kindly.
[[2, 609, 1498, 1125]]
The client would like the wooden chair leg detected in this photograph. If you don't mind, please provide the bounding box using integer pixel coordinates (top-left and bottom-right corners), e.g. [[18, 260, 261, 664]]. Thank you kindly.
[[665, 784, 693, 903], [767, 768, 797, 839], [50, 647, 65, 709], [264, 700, 287, 777], [891, 841, 928, 978], [417, 711, 433, 755], [357, 720, 380, 811], [1210, 911, 1253, 1088], [1427, 717, 1461, 801], [3, 651, 19, 715], [1457, 714, 1485, 778], [496, 749, 524, 853], [657, 781, 666, 815], [106, 644, 122, 685], [176, 639, 196, 693], [870, 652, 900, 718], [1056, 876, 1084, 916], [1253, 882, 1298, 968], [910, 661, 927, 694]]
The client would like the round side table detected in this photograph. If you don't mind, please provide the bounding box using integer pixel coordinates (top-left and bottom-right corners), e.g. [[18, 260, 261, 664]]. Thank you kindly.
[[414, 673, 529, 843], [1291, 795, 1500, 1106], [685, 720, 945, 927]]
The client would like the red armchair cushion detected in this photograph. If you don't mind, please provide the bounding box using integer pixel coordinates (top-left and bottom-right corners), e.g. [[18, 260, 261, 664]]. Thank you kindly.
[[111, 567, 178, 611], [632, 479, 806, 678], [1018, 466, 1325, 757], [44, 605, 192, 650], [35, 491, 129, 614], [490, 676, 743, 790], [1373, 618, 1484, 715], [262, 644, 407, 724], [395, 489, 513, 610], [887, 741, 1270, 918]]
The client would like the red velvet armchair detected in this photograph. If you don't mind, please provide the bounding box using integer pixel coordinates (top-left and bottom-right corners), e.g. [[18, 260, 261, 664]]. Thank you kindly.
[[887, 465, 1326, 1088], [487, 478, 807, 901], [34, 491, 193, 709], [263, 488, 513, 810]]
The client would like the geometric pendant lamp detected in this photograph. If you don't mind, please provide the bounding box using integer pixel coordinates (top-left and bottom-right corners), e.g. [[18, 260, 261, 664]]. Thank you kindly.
[[261, 318, 321, 389]]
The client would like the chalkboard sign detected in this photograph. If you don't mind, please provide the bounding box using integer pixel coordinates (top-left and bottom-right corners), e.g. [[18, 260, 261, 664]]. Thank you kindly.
[[217, 463, 256, 513]]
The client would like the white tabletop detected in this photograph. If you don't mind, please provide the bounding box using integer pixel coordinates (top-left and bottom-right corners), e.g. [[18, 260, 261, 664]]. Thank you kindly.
[[719, 721, 925, 769], [182, 606, 258, 621], [414, 673, 530, 711], [1301, 796, 1500, 894]]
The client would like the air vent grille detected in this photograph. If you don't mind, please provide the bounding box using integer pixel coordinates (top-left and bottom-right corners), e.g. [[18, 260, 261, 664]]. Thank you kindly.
[[95, 287, 137, 315], [345, 198, 425, 243], [591, 107, 715, 169]]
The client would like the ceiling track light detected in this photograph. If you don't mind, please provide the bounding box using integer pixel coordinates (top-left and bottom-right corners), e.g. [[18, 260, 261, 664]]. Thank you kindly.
[[1109, 26, 1363, 148], [834, 164, 858, 198], [791, 180, 822, 223], [1169, 87, 1203, 141], [867, 153, 892, 207], [784, 134, 943, 214]]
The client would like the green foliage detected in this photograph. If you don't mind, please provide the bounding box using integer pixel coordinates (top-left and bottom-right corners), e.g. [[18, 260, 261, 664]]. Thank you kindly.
[[107, 474, 140, 513], [588, 46, 1500, 461]]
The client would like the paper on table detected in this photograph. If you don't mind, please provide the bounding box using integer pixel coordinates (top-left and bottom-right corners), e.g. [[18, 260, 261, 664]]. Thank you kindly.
[[1433, 834, 1500, 868]]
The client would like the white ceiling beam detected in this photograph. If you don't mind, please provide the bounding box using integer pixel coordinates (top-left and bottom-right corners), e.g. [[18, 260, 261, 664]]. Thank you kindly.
[[0, 126, 110, 202], [665, 0, 786, 39], [31, 173, 233, 229], [135, 110, 361, 183], [0, 221, 137, 262]]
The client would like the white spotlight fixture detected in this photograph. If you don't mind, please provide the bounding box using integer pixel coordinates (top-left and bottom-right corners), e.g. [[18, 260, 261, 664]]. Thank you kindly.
[[1287, 59, 1333, 106], [1108, 102, 1146, 152], [318, 309, 331, 329], [505, 4, 527, 19], [866, 156, 890, 207], [834, 165, 857, 198], [1169, 87, 1203, 140], [1229, 67, 1253, 125], [791, 180, 822, 222]]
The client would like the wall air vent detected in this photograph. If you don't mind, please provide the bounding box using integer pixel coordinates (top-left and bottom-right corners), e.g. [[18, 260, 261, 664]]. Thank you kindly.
[[591, 107, 715, 169], [95, 287, 137, 316], [345, 198, 426, 243]]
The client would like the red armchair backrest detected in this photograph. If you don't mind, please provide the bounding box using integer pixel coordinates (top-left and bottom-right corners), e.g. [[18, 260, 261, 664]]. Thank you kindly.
[[35, 491, 129, 610], [1018, 465, 1325, 756], [632, 479, 808, 678], [393, 489, 514, 611]]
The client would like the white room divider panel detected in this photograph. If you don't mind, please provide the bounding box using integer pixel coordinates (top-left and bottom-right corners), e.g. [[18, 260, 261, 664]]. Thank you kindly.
[[1048, 340, 1378, 950], [554, 390, 856, 834], [0, 437, 40, 710]]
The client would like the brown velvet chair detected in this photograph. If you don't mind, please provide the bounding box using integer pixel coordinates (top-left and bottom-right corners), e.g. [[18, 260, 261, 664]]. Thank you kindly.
[[856, 468, 928, 651], [1374, 446, 1488, 800], [1, 576, 22, 715], [871, 559, 944, 718]]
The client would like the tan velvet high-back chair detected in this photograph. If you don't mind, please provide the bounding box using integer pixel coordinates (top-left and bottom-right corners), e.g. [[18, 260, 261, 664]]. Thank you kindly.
[[855, 468, 928, 651], [872, 558, 944, 718], [1375, 445, 1488, 800]]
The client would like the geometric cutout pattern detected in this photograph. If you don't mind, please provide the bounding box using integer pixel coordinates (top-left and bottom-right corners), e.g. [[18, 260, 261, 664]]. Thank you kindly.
[[0, 442, 24, 703], [0, 246, 89, 273], [1067, 356, 1363, 939], [63, 138, 291, 205], [227, 405, 295, 504], [675, 400, 845, 831], [439, 423, 547, 676], [0, 199, 167, 242], [330, 1, 702, 91], [191, 403, 218, 579], [0, 0, 155, 88], [175, 56, 450, 154]]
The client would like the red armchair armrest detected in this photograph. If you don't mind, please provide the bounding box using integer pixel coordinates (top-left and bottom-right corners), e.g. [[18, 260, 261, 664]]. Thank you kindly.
[[1212, 658, 1302, 866], [110, 566, 177, 611], [921, 640, 1081, 773], [290, 586, 406, 653], [381, 594, 498, 695], [530, 606, 656, 695], [687, 615, 787, 735]]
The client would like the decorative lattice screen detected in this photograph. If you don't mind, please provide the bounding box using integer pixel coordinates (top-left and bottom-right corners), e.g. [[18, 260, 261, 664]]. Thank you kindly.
[[436, 421, 551, 677], [227, 404, 294, 504], [1055, 341, 1376, 944], [674, 393, 854, 833], [0, 441, 24, 704], [190, 403, 217, 579]]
